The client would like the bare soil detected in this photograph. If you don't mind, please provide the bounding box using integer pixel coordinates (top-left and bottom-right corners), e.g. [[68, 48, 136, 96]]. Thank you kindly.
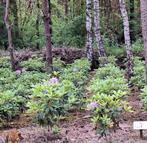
[[1, 86, 147, 143], [1, 71, 147, 143]]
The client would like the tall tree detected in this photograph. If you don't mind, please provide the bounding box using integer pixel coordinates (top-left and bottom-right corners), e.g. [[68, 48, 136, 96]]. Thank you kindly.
[[42, 0, 52, 71], [10, 0, 20, 39], [36, 0, 40, 49], [140, 0, 147, 83], [86, 0, 93, 63], [93, 0, 106, 57], [64, 0, 68, 16], [0, 0, 7, 49], [119, 0, 133, 79], [4, 0, 16, 71], [129, 0, 135, 40]]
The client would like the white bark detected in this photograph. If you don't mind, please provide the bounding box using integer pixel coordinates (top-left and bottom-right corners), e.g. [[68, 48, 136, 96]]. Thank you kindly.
[[93, 0, 106, 57], [119, 0, 133, 78], [86, 0, 93, 62]]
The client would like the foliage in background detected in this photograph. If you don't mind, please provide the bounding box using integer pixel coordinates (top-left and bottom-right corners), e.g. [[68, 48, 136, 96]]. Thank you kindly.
[[0, 0, 142, 50], [132, 39, 143, 54], [52, 14, 86, 48]]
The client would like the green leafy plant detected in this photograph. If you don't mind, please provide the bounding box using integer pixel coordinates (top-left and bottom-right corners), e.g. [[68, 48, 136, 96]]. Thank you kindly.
[[130, 57, 145, 88], [12, 71, 50, 98], [0, 57, 10, 68], [93, 63, 124, 80], [27, 78, 78, 129], [87, 63, 131, 136], [0, 90, 25, 123], [0, 68, 16, 91], [61, 58, 90, 87], [20, 58, 45, 71], [140, 86, 147, 109], [53, 58, 65, 72], [132, 39, 143, 54]]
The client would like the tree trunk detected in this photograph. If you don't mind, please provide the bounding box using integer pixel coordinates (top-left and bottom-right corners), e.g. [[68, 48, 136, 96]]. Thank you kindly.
[[4, 0, 16, 71], [86, 0, 93, 62], [129, 0, 135, 41], [93, 0, 106, 57], [119, 0, 133, 79], [42, 0, 52, 72], [10, 0, 19, 39], [64, 0, 68, 16], [140, 0, 147, 83], [36, 0, 40, 49]]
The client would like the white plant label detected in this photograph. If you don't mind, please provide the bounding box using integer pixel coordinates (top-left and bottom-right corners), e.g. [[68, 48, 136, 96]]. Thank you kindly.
[[133, 121, 147, 130]]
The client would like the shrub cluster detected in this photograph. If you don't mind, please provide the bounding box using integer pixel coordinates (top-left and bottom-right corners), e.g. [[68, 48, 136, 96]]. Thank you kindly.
[[27, 58, 90, 129], [87, 63, 130, 136], [0, 57, 65, 125], [130, 57, 145, 88], [20, 58, 45, 72]]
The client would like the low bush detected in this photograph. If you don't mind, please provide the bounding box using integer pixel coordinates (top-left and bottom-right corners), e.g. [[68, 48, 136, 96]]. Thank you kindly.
[[99, 56, 116, 66], [0, 68, 16, 91], [130, 57, 145, 88], [27, 58, 90, 130], [61, 58, 90, 88], [132, 39, 143, 54], [87, 64, 131, 136], [0, 90, 25, 122], [93, 63, 124, 80], [0, 58, 90, 128], [27, 78, 78, 128], [20, 58, 45, 72], [140, 86, 147, 109], [0, 57, 10, 68], [53, 58, 66, 72]]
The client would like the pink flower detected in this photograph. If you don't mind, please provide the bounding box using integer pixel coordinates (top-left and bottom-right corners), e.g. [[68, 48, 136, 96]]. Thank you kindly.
[[87, 102, 98, 110], [48, 77, 59, 85], [15, 70, 21, 75]]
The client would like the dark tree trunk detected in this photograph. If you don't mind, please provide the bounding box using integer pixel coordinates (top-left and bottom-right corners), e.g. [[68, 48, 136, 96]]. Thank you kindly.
[[10, 0, 20, 39], [0, 0, 6, 48], [64, 0, 68, 16], [42, 0, 52, 71], [4, 0, 16, 71], [140, 0, 147, 83], [36, 0, 40, 49], [129, 0, 135, 41]]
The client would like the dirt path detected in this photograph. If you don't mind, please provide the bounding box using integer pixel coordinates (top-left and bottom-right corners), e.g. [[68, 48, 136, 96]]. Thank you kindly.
[[1, 79, 147, 143]]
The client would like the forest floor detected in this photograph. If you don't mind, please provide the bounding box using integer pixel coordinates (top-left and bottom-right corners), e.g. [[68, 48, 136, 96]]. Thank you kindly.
[[1, 77, 147, 143], [1, 54, 147, 143]]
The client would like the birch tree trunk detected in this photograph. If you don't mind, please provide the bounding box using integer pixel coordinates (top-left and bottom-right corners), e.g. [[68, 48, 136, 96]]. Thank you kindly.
[[86, 0, 93, 62], [42, 0, 52, 72], [4, 0, 16, 71], [119, 0, 133, 79], [140, 0, 147, 83], [93, 0, 106, 57]]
